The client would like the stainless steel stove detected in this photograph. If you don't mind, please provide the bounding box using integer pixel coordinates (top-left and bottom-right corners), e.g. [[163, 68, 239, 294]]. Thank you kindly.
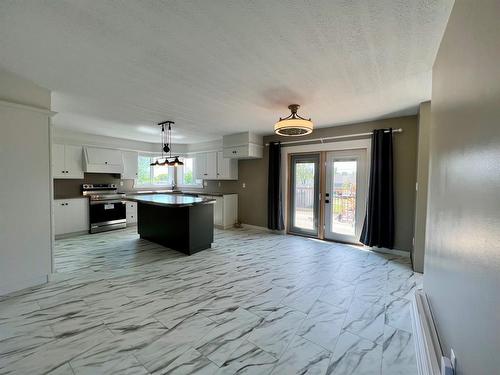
[[82, 184, 127, 233]]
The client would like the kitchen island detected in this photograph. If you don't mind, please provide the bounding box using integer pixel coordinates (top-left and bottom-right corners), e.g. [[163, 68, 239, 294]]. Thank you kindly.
[[126, 194, 215, 255]]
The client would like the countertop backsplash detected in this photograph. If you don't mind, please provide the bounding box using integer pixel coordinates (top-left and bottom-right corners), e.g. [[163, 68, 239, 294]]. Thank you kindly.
[[53, 173, 240, 199]]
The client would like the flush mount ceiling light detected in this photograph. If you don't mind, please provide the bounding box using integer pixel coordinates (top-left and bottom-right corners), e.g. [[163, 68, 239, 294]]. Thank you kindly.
[[150, 121, 184, 167], [274, 104, 313, 136]]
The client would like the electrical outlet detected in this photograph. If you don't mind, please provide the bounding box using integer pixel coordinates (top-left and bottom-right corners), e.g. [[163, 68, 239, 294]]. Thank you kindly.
[[242, 182, 246, 188], [450, 349, 456, 370], [120, 180, 124, 187], [204, 181, 208, 187]]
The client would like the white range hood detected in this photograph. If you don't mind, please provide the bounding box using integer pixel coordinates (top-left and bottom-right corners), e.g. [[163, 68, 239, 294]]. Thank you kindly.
[[83, 146, 124, 174]]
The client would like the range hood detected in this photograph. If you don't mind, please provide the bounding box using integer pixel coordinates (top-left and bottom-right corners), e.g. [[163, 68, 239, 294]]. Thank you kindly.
[[83, 146, 124, 174]]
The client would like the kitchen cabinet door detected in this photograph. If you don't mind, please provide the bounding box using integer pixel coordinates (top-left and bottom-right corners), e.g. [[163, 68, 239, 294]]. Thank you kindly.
[[54, 198, 88, 236], [195, 153, 207, 180], [126, 202, 137, 224], [216, 151, 228, 179], [206, 152, 217, 180], [66, 198, 88, 233], [213, 197, 224, 226], [52, 144, 66, 178], [53, 200, 67, 235], [64, 145, 84, 179], [122, 151, 138, 180], [217, 151, 238, 180]]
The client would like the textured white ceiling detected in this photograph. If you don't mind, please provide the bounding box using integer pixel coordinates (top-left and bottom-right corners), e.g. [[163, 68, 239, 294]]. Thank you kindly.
[[0, 0, 453, 143]]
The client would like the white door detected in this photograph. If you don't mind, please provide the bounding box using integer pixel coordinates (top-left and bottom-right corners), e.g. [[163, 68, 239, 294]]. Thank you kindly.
[[206, 152, 217, 179], [52, 144, 66, 178], [64, 145, 84, 178], [324, 149, 368, 244]]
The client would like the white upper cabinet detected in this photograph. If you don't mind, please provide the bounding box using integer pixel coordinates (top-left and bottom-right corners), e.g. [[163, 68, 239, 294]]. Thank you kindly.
[[52, 144, 84, 179], [195, 152, 208, 180], [222, 132, 263, 159], [83, 147, 123, 174], [194, 151, 238, 180], [121, 150, 138, 180], [206, 152, 217, 180], [217, 151, 238, 180]]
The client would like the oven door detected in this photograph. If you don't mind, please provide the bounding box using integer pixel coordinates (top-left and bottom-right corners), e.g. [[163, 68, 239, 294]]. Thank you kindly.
[[89, 200, 126, 232]]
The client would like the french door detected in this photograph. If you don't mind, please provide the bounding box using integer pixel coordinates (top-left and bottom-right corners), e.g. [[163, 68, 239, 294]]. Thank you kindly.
[[288, 154, 320, 237], [324, 149, 367, 243]]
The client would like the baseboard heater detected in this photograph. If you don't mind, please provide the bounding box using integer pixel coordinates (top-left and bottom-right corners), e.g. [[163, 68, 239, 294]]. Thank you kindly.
[[411, 289, 448, 375]]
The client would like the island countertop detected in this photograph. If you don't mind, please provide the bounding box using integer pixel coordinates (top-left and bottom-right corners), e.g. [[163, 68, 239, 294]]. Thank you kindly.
[[126, 194, 215, 208]]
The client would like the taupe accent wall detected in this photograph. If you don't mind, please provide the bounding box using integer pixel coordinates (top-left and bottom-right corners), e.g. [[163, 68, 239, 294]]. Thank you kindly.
[[237, 115, 418, 252], [424, 1, 500, 374]]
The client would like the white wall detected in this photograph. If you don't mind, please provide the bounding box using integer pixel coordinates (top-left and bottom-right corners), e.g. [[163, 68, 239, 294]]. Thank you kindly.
[[0, 69, 53, 295], [424, 1, 500, 374]]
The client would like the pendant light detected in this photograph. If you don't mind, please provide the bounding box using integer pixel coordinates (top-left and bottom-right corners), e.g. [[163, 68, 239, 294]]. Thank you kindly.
[[274, 104, 313, 136], [150, 121, 184, 167]]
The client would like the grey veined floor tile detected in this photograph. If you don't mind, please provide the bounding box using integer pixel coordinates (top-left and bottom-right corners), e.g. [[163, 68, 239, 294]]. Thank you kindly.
[[0, 227, 418, 375]]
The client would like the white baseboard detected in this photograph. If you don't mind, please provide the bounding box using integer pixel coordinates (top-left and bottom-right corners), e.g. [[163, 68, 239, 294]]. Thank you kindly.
[[0, 274, 49, 297], [411, 289, 442, 375], [55, 230, 88, 240], [367, 246, 411, 258]]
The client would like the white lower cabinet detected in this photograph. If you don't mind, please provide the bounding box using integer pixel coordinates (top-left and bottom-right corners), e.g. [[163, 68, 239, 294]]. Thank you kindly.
[[126, 201, 137, 224], [54, 198, 89, 236], [203, 194, 238, 229]]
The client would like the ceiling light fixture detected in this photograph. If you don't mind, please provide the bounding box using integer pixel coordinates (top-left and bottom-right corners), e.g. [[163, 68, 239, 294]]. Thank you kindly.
[[274, 104, 313, 136], [150, 121, 184, 167]]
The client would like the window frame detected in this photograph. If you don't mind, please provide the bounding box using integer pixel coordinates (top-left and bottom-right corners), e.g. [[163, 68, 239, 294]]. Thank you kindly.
[[176, 155, 203, 188], [135, 153, 175, 188]]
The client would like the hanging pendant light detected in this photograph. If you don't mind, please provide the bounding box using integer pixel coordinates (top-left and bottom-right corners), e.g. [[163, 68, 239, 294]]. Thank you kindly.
[[274, 104, 313, 136], [151, 121, 184, 167]]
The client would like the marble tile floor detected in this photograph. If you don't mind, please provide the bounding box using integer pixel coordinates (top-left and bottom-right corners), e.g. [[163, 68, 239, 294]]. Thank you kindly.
[[0, 227, 422, 375]]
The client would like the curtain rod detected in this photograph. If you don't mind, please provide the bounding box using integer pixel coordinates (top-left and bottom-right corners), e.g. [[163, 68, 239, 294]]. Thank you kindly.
[[265, 128, 403, 146]]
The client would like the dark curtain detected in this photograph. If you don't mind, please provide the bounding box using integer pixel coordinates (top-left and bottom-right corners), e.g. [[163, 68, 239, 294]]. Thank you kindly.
[[360, 128, 394, 248], [268, 142, 284, 230]]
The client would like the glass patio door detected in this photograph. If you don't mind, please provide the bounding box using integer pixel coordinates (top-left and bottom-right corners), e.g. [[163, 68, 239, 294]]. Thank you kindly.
[[324, 149, 367, 243], [289, 154, 320, 236]]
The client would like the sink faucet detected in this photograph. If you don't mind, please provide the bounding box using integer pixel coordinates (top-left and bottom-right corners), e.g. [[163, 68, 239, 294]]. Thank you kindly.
[[172, 181, 182, 192]]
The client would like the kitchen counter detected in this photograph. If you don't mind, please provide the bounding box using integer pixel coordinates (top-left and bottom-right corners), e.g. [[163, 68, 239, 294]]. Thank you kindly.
[[126, 190, 236, 197], [128, 193, 215, 255], [126, 194, 215, 207]]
